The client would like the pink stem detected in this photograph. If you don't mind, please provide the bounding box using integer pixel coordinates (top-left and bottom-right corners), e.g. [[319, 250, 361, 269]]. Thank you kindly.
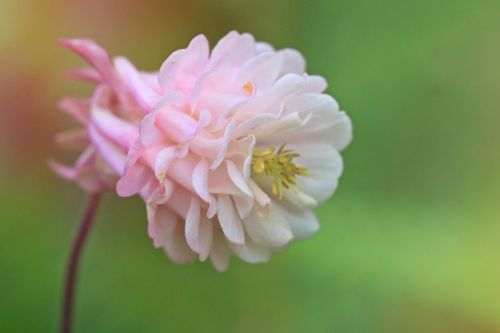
[[61, 194, 101, 333]]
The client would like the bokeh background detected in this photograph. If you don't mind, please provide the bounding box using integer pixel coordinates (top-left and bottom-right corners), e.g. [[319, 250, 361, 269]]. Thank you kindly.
[[1, 0, 499, 332]]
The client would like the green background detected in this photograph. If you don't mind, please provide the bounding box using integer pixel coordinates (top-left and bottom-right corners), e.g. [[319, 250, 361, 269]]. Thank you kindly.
[[0, 0, 499, 332]]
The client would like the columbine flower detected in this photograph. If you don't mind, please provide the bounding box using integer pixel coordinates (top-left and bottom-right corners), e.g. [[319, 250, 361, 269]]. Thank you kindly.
[[51, 39, 159, 193], [116, 31, 352, 270]]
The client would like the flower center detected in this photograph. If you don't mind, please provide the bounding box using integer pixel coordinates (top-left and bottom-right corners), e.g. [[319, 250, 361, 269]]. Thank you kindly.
[[251, 144, 308, 199]]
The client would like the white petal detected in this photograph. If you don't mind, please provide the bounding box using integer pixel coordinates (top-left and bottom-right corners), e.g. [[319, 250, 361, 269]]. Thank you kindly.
[[229, 239, 271, 263], [210, 119, 235, 170], [252, 112, 307, 140], [239, 73, 305, 114], [147, 204, 177, 248], [217, 194, 245, 245], [185, 196, 201, 252], [235, 52, 283, 90], [278, 93, 352, 151], [278, 48, 305, 75], [255, 42, 274, 53], [198, 217, 213, 261], [163, 218, 196, 264], [294, 143, 344, 204], [207, 196, 217, 219], [242, 205, 293, 247], [247, 179, 271, 216], [232, 113, 279, 139], [227, 159, 254, 219], [192, 158, 210, 202], [210, 229, 230, 271], [210, 31, 255, 67], [226, 161, 253, 199], [274, 204, 319, 240]]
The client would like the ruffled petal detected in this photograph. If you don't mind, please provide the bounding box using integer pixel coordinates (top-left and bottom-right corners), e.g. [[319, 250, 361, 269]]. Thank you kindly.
[[158, 34, 209, 92], [275, 93, 352, 151]]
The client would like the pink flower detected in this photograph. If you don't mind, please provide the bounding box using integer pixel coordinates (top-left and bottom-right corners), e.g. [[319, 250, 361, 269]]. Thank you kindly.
[[116, 32, 352, 270], [51, 39, 160, 193]]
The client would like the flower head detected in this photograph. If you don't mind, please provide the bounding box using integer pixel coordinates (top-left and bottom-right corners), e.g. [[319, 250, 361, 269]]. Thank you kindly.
[[116, 31, 352, 270]]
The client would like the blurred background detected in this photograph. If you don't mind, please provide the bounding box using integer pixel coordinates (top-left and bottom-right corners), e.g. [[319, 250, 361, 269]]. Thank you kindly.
[[0, 0, 499, 332]]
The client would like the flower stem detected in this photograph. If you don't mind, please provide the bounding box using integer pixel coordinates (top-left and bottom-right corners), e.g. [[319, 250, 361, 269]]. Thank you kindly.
[[61, 194, 101, 333]]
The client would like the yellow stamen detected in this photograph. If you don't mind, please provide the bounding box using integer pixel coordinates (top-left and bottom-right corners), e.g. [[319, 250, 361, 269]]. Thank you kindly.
[[251, 144, 308, 199]]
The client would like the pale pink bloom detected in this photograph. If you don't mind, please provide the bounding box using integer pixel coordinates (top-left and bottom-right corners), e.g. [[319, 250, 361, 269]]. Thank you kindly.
[[117, 31, 352, 270], [51, 39, 160, 193]]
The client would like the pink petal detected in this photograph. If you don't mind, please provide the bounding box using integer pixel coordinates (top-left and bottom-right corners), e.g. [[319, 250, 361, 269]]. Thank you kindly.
[[54, 128, 89, 150], [156, 105, 198, 144], [87, 125, 127, 175], [154, 146, 176, 183], [64, 67, 101, 83], [58, 97, 90, 124], [115, 162, 150, 197], [147, 179, 175, 205], [48, 159, 78, 180], [58, 39, 118, 89], [158, 34, 209, 92], [139, 112, 163, 148], [114, 56, 160, 111], [91, 106, 139, 149]]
